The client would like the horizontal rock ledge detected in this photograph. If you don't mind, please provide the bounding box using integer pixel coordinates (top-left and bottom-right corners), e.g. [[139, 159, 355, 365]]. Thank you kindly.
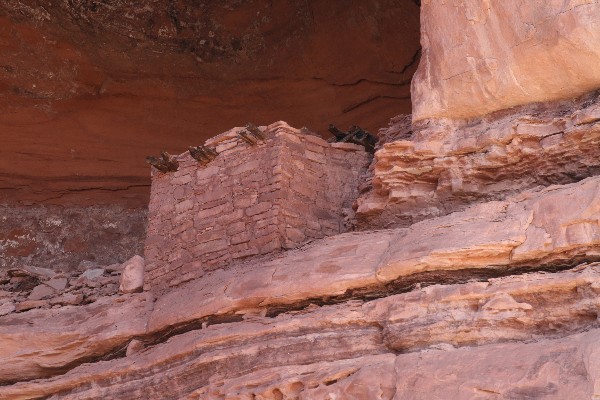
[[191, 327, 600, 399], [4, 264, 600, 398], [0, 293, 153, 384]]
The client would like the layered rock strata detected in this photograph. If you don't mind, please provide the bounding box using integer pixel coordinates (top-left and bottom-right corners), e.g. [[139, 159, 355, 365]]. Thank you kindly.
[[357, 90, 600, 228], [3, 175, 600, 397], [149, 174, 600, 330], [6, 0, 600, 397], [3, 263, 600, 398]]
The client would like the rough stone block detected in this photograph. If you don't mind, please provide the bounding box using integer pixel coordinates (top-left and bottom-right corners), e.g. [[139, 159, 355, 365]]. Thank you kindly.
[[28, 284, 55, 301], [246, 202, 273, 217], [197, 203, 233, 220], [285, 227, 305, 243], [175, 199, 194, 214], [303, 134, 329, 147], [119, 255, 145, 294], [196, 165, 221, 182], [231, 231, 252, 245], [231, 160, 261, 176], [171, 174, 192, 185], [192, 239, 229, 257], [226, 222, 246, 235]]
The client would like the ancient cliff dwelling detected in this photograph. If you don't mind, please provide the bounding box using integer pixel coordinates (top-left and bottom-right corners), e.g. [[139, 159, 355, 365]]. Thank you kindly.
[[3, 1, 600, 399]]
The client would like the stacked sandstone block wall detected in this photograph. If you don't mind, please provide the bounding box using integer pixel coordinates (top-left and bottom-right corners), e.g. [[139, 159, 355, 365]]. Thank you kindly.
[[145, 121, 370, 292]]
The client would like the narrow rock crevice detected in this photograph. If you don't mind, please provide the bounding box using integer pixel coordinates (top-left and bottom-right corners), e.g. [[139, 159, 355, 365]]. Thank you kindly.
[[398, 47, 422, 75]]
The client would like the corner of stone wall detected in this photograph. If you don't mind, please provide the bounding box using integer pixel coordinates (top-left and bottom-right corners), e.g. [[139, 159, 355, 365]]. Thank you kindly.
[[144, 121, 371, 293]]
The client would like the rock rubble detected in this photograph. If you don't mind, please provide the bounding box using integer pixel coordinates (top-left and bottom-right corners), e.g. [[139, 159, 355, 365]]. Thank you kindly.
[[0, 255, 145, 318]]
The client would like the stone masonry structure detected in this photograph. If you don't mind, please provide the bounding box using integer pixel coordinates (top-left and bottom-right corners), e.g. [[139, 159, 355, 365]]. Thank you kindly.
[[144, 121, 370, 292]]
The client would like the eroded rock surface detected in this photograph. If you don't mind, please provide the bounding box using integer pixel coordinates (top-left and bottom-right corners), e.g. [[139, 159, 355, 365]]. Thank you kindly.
[[151, 174, 600, 331], [3, 263, 600, 398], [4, 175, 600, 397], [413, 0, 600, 121], [358, 91, 600, 228], [0, 292, 153, 384], [4, 124, 600, 397], [119, 255, 145, 294], [6, 1, 600, 397]]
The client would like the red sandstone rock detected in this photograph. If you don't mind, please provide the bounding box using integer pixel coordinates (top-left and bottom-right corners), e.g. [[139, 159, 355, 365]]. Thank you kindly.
[[150, 175, 600, 331], [3, 264, 600, 398], [27, 284, 55, 301], [14, 299, 48, 312], [0, 1, 419, 207], [45, 277, 68, 291], [125, 339, 145, 357], [5, 148, 600, 397], [119, 255, 145, 294], [0, 301, 15, 317], [49, 293, 83, 307], [9, 174, 600, 389], [0, 293, 153, 383], [0, 205, 147, 271], [8, 2, 600, 397]]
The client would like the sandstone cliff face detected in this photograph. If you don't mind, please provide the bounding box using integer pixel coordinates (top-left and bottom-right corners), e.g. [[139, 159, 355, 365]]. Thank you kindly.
[[0, 0, 420, 207], [412, 0, 600, 121], [0, 205, 146, 270]]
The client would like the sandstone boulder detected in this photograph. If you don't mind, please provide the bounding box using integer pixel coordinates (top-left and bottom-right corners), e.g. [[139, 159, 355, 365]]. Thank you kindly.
[[80, 268, 105, 281], [28, 284, 55, 301], [45, 277, 68, 291], [119, 255, 145, 294]]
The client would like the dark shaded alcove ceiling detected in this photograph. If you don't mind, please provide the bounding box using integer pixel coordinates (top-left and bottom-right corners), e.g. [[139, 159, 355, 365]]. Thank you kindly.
[[0, 0, 420, 207]]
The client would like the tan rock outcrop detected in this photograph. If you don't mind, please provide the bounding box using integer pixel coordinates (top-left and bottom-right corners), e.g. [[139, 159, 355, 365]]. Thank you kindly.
[[358, 91, 600, 228], [413, 1, 600, 121]]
